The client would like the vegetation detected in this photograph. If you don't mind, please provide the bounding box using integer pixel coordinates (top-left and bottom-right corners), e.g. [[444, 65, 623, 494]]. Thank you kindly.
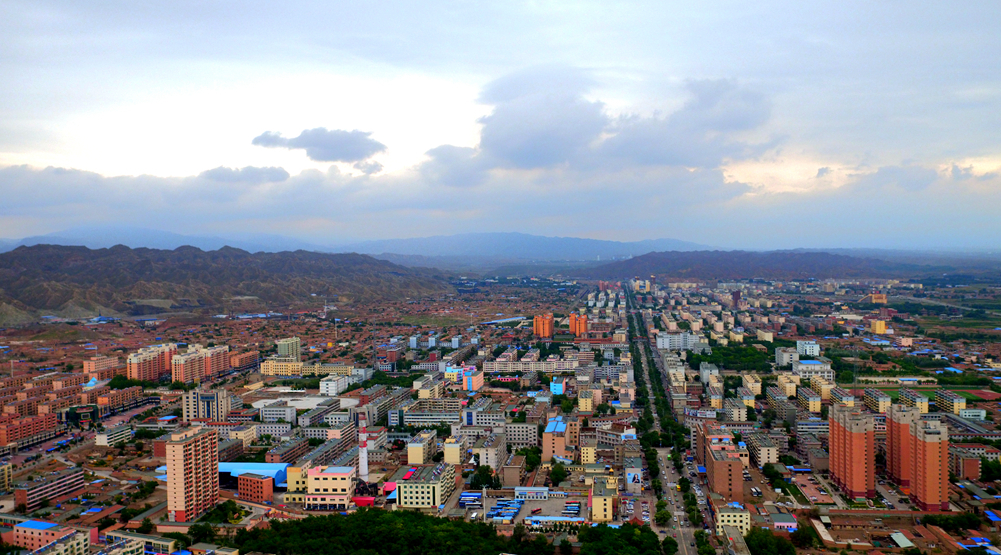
[[549, 462, 568, 486], [199, 500, 247, 524], [516, 446, 543, 472], [469, 465, 501, 489], [577, 523, 662, 555], [921, 512, 982, 533], [744, 527, 795, 555]]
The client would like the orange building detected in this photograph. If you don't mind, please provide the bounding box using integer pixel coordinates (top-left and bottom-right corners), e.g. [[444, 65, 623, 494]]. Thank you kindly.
[[238, 473, 274, 504], [829, 403, 875, 500], [569, 313, 588, 337], [171, 345, 231, 383], [886, 404, 920, 493], [533, 314, 554, 338], [127, 344, 178, 382], [0, 413, 58, 445], [911, 420, 949, 511]]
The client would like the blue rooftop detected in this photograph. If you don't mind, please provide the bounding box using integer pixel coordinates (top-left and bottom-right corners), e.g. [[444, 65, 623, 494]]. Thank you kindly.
[[799, 360, 822, 365], [19, 521, 58, 531]]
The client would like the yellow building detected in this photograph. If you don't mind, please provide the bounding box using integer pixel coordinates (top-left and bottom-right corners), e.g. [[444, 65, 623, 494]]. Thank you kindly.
[[899, 388, 930, 413], [417, 380, 446, 399], [259, 357, 304, 376], [580, 438, 597, 465], [394, 463, 456, 511], [578, 390, 594, 413], [797, 387, 822, 413], [936, 389, 967, 414], [443, 437, 466, 465], [870, 320, 887, 334], [284, 465, 307, 503], [715, 505, 751, 535], [728, 331, 744, 343], [408, 430, 437, 464], [776, 375, 799, 397], [0, 463, 10, 492], [742, 374, 762, 395], [863, 388, 892, 413], [809, 376, 834, 401], [591, 476, 617, 523]]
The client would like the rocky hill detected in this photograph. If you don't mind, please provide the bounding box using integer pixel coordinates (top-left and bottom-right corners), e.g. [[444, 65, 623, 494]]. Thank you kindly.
[[0, 245, 453, 322]]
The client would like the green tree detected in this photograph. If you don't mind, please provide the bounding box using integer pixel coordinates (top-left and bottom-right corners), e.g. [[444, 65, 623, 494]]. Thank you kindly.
[[470, 465, 501, 489], [549, 462, 568, 487], [662, 536, 679, 555], [188, 523, 216, 544], [745, 527, 796, 555], [137, 518, 154, 534], [655, 509, 672, 526], [789, 521, 819, 548]]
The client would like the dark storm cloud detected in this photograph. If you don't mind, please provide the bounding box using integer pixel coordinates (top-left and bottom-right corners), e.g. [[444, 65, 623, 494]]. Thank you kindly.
[[251, 128, 386, 162], [199, 166, 290, 183]]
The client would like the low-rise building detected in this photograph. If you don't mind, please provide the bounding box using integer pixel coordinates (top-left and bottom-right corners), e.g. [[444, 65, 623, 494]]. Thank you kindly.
[[393, 463, 455, 511], [238, 473, 274, 504], [899, 388, 930, 413], [863, 388, 892, 413], [936, 389, 967, 415], [305, 466, 356, 511]]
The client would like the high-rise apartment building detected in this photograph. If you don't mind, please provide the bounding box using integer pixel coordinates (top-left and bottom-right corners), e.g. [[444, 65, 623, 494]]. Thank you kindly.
[[276, 337, 302, 361], [166, 428, 219, 522], [886, 404, 920, 493], [533, 314, 554, 338], [910, 420, 949, 511], [569, 313, 588, 337], [171, 344, 231, 383], [829, 403, 875, 500], [127, 344, 178, 382]]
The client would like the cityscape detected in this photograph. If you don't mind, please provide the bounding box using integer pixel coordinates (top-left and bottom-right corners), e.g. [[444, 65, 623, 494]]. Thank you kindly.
[[3, 2, 1001, 555]]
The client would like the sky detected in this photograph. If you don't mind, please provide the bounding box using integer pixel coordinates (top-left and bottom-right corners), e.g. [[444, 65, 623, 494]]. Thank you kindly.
[[2, 1, 1000, 249]]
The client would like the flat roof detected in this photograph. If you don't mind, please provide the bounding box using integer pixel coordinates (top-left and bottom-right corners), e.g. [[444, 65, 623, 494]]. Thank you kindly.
[[18, 520, 59, 531]]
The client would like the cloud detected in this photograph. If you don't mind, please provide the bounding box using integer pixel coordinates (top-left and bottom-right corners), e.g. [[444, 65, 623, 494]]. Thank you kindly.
[[251, 128, 386, 162], [419, 145, 490, 187], [851, 164, 939, 191], [600, 79, 772, 167], [199, 166, 290, 183], [816, 167, 831, 178]]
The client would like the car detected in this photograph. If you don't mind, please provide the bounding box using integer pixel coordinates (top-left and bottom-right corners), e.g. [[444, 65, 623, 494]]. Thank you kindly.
[[691, 543, 696, 547]]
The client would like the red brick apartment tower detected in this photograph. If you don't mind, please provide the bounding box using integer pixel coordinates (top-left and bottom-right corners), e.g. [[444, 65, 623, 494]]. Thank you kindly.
[[166, 427, 219, 522], [829, 403, 875, 499], [911, 420, 950, 511], [886, 404, 919, 493]]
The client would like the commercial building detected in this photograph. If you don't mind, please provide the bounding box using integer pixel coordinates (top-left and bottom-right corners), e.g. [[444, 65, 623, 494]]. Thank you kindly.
[[936, 389, 967, 414], [305, 466, 356, 511], [863, 388, 892, 414], [96, 424, 134, 447], [14, 468, 85, 512], [166, 428, 219, 522], [127, 344, 178, 382], [0, 413, 59, 446], [829, 403, 875, 500], [182, 389, 235, 422], [393, 463, 456, 511], [590, 476, 617, 523], [791, 358, 834, 382], [898, 388, 930, 413]]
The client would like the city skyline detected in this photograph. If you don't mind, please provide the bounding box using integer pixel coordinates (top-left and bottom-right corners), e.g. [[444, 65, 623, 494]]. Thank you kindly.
[[2, 2, 1000, 248]]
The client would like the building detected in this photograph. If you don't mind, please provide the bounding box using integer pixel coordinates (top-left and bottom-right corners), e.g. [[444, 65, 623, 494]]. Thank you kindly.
[[265, 437, 309, 464], [870, 320, 887, 334], [775, 348, 799, 367], [715, 502, 751, 535], [171, 344, 231, 383], [104, 531, 177, 555], [829, 403, 875, 500], [542, 417, 568, 462], [127, 344, 178, 382], [707, 449, 744, 502], [886, 404, 920, 492], [910, 420, 949, 511], [238, 473, 274, 504], [791, 358, 834, 382], [830, 387, 855, 407], [393, 463, 456, 511], [735, 387, 755, 408], [260, 401, 297, 423], [276, 337, 302, 360], [182, 389, 234, 422], [797, 387, 821, 413], [569, 313, 588, 337], [863, 388, 892, 414], [14, 468, 85, 511], [898, 388, 930, 413], [724, 399, 748, 422], [166, 428, 219, 522], [742, 374, 762, 395], [746, 434, 778, 468], [407, 430, 437, 465], [10, 521, 89, 553], [305, 466, 356, 511], [229, 350, 259, 370], [471, 434, 505, 470], [320, 375, 350, 396], [96, 424, 134, 447], [655, 331, 704, 351], [0, 463, 10, 492], [949, 446, 982, 480], [0, 413, 59, 446], [590, 476, 617, 522], [83, 355, 123, 379], [442, 437, 466, 465], [533, 314, 554, 338], [936, 389, 967, 414], [796, 340, 820, 357]]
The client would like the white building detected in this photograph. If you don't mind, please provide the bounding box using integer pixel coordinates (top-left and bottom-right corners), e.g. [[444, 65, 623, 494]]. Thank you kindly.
[[96, 425, 134, 446], [320, 375, 350, 396], [796, 340, 820, 357]]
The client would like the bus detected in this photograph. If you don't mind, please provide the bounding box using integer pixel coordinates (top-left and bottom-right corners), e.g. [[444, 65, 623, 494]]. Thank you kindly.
[[531, 508, 543, 515]]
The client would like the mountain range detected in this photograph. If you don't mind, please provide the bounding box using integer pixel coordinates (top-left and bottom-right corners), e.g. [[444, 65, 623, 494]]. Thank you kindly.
[[0, 244, 452, 324]]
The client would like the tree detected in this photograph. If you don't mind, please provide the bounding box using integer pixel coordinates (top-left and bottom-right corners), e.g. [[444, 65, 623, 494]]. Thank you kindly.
[[662, 536, 679, 555], [655, 509, 672, 526], [745, 527, 796, 555], [470, 465, 501, 489], [789, 521, 819, 548], [550, 462, 568, 487], [137, 518, 154, 534], [678, 477, 691, 493], [188, 523, 216, 544], [560, 539, 573, 555]]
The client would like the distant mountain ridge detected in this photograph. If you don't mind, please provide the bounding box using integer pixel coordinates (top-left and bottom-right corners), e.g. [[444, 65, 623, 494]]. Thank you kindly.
[[345, 232, 709, 260], [0, 244, 452, 323], [578, 250, 954, 280]]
